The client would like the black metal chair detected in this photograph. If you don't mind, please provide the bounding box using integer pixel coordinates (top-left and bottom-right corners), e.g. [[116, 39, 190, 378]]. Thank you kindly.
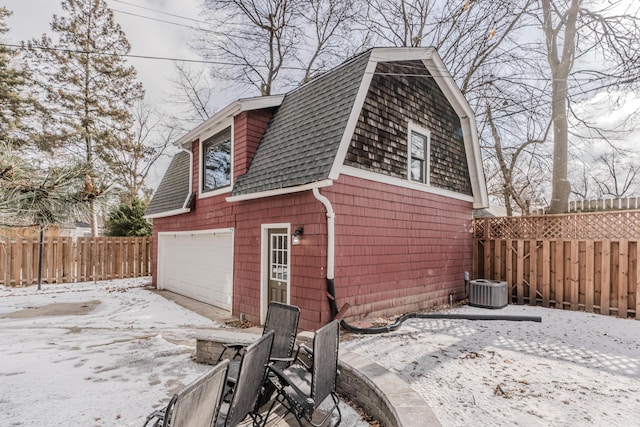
[[265, 320, 342, 427], [217, 302, 300, 394], [217, 302, 300, 366], [215, 330, 275, 427], [143, 359, 229, 427]]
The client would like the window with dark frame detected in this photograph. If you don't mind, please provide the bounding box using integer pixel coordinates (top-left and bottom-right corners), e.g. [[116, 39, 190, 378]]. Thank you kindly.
[[410, 129, 429, 184], [202, 127, 231, 192]]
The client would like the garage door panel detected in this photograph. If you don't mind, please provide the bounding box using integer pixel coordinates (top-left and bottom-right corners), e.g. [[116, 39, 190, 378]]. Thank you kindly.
[[158, 231, 233, 311]]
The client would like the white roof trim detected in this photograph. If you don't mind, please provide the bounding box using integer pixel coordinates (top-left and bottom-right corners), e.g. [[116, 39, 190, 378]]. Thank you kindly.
[[330, 47, 488, 208], [340, 166, 476, 205], [226, 180, 333, 202], [175, 95, 284, 148], [328, 58, 377, 180], [144, 207, 191, 220]]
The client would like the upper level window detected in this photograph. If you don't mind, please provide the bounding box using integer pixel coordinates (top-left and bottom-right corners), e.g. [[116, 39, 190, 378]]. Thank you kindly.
[[409, 124, 430, 185], [202, 127, 232, 193]]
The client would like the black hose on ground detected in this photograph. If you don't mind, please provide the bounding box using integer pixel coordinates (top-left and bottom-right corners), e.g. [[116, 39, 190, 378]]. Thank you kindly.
[[338, 310, 542, 335]]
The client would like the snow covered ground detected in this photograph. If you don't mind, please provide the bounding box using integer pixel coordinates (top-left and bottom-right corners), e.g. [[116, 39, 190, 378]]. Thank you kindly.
[[2, 278, 639, 426], [0, 278, 367, 427], [342, 304, 640, 426]]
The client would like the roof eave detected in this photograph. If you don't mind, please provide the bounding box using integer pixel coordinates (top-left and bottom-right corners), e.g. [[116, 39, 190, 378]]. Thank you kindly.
[[227, 180, 333, 202], [175, 95, 285, 149], [144, 207, 191, 220]]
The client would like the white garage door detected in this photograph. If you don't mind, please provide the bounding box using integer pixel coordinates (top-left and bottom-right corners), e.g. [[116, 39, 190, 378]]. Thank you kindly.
[[158, 229, 233, 311]]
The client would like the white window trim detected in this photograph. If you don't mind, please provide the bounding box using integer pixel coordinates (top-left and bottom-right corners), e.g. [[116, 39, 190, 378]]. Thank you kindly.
[[408, 122, 431, 185], [199, 120, 234, 199]]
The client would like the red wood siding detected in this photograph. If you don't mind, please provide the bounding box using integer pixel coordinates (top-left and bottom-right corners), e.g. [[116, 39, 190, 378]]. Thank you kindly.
[[327, 174, 473, 321], [152, 114, 474, 330], [152, 190, 331, 331], [234, 109, 273, 178], [152, 174, 474, 329], [232, 192, 330, 331]]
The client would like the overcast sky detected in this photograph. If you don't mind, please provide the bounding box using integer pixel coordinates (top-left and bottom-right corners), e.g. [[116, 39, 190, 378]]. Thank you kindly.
[[3, 0, 204, 111], [3, 0, 638, 198]]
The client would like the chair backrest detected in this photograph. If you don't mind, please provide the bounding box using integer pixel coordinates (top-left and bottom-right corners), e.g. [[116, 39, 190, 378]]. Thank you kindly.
[[223, 330, 275, 426], [310, 320, 340, 407], [263, 302, 300, 362], [168, 359, 229, 427]]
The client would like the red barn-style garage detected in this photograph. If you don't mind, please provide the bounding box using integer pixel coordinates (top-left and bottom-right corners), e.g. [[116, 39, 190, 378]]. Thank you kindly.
[[146, 47, 489, 331]]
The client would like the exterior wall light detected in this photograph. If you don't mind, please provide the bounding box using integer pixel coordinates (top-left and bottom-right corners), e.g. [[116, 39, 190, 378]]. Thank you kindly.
[[292, 227, 304, 246]]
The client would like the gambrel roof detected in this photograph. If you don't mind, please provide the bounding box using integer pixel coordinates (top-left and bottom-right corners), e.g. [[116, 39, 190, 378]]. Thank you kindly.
[[231, 52, 370, 196], [146, 47, 488, 219], [145, 150, 191, 218]]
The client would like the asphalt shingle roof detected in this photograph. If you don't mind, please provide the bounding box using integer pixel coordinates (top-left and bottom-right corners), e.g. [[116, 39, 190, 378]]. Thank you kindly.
[[231, 51, 371, 196], [145, 151, 191, 217]]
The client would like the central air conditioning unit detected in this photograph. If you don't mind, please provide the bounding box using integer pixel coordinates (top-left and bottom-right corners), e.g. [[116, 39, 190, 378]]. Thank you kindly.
[[468, 279, 508, 309]]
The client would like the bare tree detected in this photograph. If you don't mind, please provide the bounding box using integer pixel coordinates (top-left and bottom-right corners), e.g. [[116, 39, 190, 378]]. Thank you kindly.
[[298, 0, 362, 84], [365, 0, 432, 47], [539, 0, 640, 213], [591, 151, 639, 198], [196, 0, 299, 96], [165, 62, 217, 133], [195, 0, 363, 95], [101, 101, 173, 203]]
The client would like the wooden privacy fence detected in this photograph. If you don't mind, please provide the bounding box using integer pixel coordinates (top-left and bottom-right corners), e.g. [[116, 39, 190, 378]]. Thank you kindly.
[[0, 236, 152, 287], [473, 210, 640, 319]]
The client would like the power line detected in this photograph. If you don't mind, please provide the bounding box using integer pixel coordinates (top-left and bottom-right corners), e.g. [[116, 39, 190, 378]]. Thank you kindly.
[[109, 0, 209, 25], [4, 42, 285, 68], [10, 41, 624, 88]]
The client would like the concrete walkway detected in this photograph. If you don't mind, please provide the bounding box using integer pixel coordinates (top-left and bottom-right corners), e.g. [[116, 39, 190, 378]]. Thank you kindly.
[[155, 290, 441, 427]]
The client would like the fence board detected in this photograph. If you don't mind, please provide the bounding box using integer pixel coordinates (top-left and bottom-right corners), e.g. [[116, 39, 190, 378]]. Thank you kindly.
[[473, 235, 637, 320], [554, 241, 564, 309], [585, 241, 594, 312], [516, 241, 524, 304], [601, 240, 611, 315], [0, 237, 151, 287], [619, 239, 628, 318], [542, 241, 550, 307], [529, 240, 537, 305], [571, 241, 579, 310]]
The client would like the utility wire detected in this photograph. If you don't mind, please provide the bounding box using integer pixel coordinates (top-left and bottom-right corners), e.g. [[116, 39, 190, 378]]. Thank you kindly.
[[10, 42, 617, 87], [109, 0, 210, 25]]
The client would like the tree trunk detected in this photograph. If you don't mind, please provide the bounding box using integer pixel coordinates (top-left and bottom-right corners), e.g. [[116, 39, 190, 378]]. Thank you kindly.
[[547, 78, 571, 213]]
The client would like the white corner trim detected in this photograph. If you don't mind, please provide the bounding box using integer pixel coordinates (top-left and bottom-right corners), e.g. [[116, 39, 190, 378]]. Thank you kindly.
[[340, 166, 475, 203], [144, 207, 191, 220], [181, 146, 194, 208], [226, 180, 334, 202], [461, 116, 489, 208]]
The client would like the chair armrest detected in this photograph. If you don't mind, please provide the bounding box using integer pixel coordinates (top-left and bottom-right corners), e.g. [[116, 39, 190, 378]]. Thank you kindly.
[[269, 356, 296, 363], [297, 343, 313, 356]]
